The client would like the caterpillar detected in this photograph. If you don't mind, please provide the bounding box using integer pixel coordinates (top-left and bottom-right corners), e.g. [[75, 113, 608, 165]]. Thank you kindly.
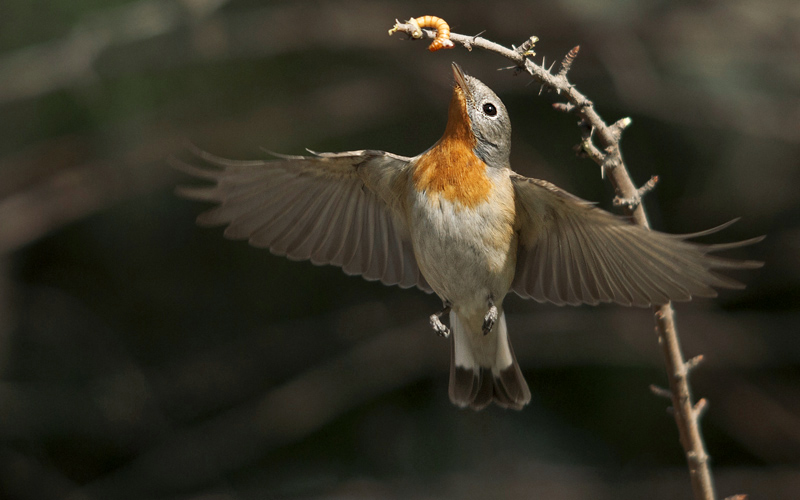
[[408, 16, 455, 52]]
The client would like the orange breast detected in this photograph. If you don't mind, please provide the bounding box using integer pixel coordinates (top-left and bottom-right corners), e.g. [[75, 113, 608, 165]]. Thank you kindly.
[[412, 87, 492, 209]]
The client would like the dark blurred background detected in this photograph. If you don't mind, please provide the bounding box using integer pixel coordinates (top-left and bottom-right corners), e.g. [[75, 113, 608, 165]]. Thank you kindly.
[[1, 1, 798, 499]]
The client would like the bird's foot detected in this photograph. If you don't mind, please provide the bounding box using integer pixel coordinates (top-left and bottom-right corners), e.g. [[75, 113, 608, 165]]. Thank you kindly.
[[482, 300, 498, 336], [430, 314, 450, 338], [429, 301, 452, 338]]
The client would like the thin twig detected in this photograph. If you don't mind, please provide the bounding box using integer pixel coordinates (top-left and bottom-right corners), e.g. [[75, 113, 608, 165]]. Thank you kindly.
[[613, 175, 659, 210], [390, 21, 718, 500]]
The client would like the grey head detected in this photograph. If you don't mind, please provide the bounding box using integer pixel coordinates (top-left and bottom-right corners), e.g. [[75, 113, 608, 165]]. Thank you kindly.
[[451, 63, 512, 169]]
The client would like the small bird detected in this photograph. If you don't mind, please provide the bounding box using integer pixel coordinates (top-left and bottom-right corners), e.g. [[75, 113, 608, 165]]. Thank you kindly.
[[173, 63, 762, 411]]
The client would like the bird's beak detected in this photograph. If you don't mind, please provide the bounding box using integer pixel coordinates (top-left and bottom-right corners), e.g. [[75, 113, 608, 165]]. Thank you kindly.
[[451, 63, 473, 101]]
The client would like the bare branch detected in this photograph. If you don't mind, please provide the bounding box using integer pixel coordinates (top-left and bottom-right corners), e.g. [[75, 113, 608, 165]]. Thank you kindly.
[[390, 20, 721, 500], [655, 305, 715, 500]]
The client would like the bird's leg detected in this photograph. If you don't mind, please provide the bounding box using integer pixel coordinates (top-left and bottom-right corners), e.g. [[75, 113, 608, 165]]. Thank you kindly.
[[429, 300, 452, 338], [482, 296, 498, 335]]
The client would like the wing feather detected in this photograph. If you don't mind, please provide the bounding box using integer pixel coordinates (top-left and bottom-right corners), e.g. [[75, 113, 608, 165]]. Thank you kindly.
[[172, 149, 431, 291], [368, 198, 390, 281], [324, 181, 362, 266], [354, 194, 376, 279], [511, 175, 762, 307], [271, 180, 340, 258], [339, 186, 367, 274], [284, 181, 344, 261]]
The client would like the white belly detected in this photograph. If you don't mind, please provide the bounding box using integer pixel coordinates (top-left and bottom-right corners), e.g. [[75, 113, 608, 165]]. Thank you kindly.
[[408, 184, 517, 308]]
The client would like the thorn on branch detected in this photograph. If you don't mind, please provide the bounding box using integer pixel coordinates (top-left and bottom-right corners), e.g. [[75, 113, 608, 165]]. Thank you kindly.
[[650, 384, 673, 399], [557, 45, 580, 77], [613, 175, 659, 209], [463, 30, 486, 52]]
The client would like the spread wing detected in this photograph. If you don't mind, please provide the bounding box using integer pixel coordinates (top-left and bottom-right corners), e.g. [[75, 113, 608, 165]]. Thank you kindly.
[[171, 146, 431, 292], [510, 174, 763, 307]]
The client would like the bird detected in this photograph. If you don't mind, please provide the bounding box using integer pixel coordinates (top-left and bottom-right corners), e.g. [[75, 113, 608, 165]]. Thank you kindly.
[[172, 63, 762, 411]]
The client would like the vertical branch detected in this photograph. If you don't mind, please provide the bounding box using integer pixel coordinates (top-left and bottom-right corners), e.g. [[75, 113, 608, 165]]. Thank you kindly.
[[388, 21, 727, 500], [655, 305, 715, 500], [574, 84, 716, 499]]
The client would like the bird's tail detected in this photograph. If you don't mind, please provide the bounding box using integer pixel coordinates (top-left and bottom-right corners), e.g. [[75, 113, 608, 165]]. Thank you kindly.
[[448, 309, 531, 410]]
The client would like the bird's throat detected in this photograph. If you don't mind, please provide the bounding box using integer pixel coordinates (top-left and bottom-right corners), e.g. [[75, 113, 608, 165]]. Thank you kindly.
[[412, 87, 492, 209], [441, 86, 475, 146]]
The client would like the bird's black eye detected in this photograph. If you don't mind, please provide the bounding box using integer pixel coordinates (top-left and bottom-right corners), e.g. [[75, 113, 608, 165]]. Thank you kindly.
[[482, 102, 497, 116]]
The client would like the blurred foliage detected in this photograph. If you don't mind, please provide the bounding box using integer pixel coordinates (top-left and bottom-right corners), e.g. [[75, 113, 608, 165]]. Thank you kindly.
[[1, 0, 798, 499]]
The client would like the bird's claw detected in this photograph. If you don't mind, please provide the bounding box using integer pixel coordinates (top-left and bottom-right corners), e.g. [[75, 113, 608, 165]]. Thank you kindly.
[[482, 304, 498, 335], [430, 313, 450, 338], [430, 301, 452, 338]]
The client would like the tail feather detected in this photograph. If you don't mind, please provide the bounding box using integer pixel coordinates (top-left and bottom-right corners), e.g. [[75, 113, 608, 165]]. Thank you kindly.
[[448, 310, 530, 410]]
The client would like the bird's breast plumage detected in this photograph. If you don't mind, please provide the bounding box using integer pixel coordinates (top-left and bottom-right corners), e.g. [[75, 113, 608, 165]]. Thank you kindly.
[[407, 162, 517, 307], [412, 139, 493, 209]]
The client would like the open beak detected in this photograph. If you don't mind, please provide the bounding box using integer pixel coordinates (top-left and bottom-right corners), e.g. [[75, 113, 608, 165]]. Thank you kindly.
[[451, 62, 473, 101]]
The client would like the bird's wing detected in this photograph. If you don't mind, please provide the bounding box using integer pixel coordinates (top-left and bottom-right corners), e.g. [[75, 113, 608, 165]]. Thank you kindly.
[[510, 174, 763, 307], [171, 146, 432, 292]]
